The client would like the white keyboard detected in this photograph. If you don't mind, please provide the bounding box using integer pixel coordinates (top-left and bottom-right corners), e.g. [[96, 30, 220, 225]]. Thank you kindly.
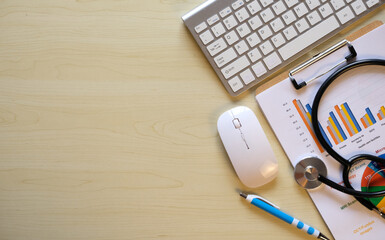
[[182, 0, 384, 96]]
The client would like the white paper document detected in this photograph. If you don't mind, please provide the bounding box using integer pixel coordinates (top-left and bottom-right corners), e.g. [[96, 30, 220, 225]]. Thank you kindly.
[[256, 25, 385, 240]]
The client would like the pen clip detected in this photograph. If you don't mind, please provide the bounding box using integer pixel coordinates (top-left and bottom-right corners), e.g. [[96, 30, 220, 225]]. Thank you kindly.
[[254, 196, 280, 209]]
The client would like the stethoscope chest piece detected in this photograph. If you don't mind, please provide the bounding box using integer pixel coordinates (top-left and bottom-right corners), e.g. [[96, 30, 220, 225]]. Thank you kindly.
[[294, 157, 327, 189]]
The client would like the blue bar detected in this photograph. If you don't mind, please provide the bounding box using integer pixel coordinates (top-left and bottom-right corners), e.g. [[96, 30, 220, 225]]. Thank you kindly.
[[306, 104, 332, 147], [366, 108, 376, 124], [344, 103, 362, 132], [330, 111, 347, 140], [305, 104, 312, 114], [319, 123, 332, 147]]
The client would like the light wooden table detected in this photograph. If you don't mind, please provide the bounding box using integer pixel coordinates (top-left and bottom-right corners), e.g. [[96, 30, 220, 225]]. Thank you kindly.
[[0, 1, 384, 239]]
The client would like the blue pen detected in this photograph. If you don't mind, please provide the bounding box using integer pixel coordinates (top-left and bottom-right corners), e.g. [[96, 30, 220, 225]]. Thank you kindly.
[[240, 192, 329, 240]]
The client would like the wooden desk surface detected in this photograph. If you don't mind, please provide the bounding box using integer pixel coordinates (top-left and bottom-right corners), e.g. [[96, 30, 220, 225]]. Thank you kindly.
[[0, 1, 384, 239]]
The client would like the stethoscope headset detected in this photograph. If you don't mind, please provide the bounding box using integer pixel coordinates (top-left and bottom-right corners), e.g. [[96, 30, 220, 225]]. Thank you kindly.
[[290, 40, 385, 218]]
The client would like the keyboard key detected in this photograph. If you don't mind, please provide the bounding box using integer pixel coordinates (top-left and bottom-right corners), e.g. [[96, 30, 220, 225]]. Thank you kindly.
[[247, 48, 262, 62], [285, 0, 299, 8], [306, 0, 321, 10], [258, 25, 273, 40], [199, 30, 214, 45], [294, 3, 309, 17], [270, 18, 285, 32], [228, 76, 243, 92], [272, 1, 287, 15], [246, 33, 261, 47], [224, 30, 239, 45], [224, 15, 238, 30], [351, 0, 367, 15], [214, 48, 237, 68], [283, 26, 298, 40], [319, 3, 333, 17], [278, 16, 340, 60], [263, 52, 282, 70], [336, 6, 354, 24], [212, 22, 226, 37], [207, 14, 220, 25], [295, 18, 310, 33], [235, 40, 249, 55], [306, 11, 321, 25], [247, 1, 262, 15], [221, 55, 250, 79], [260, 8, 274, 23], [248, 15, 263, 30], [271, 33, 286, 48], [207, 38, 227, 56], [236, 23, 251, 38], [260, 0, 274, 7], [235, 8, 250, 22], [252, 61, 267, 77], [240, 69, 256, 84], [219, 7, 232, 18], [195, 22, 207, 33], [331, 0, 345, 10], [232, 0, 245, 10], [366, 0, 379, 8], [259, 40, 274, 55], [282, 10, 297, 25]]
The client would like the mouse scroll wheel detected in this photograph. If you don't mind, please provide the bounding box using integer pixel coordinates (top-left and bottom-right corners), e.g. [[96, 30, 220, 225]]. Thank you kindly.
[[232, 118, 242, 129]]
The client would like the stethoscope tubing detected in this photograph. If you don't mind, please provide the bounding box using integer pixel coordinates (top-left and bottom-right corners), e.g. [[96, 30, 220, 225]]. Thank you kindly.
[[310, 59, 385, 210], [311, 59, 385, 166]]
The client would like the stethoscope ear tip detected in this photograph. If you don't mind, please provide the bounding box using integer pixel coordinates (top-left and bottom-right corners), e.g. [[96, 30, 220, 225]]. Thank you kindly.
[[294, 157, 327, 189]]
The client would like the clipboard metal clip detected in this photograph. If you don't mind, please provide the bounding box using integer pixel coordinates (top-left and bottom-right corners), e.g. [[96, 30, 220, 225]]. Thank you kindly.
[[289, 40, 357, 90]]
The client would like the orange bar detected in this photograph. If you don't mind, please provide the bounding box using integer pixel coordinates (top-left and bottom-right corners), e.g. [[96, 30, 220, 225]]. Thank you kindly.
[[334, 105, 353, 137], [378, 113, 383, 121], [293, 100, 324, 153], [327, 126, 339, 145], [361, 118, 368, 129]]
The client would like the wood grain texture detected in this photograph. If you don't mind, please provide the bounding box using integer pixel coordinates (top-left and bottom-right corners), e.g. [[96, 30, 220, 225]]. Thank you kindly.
[[0, 1, 384, 239]]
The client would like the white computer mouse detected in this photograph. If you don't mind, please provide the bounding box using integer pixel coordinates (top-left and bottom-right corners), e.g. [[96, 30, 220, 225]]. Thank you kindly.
[[217, 106, 278, 188]]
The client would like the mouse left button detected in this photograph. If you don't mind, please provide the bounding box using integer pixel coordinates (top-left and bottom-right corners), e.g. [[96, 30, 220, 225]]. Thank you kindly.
[[232, 118, 241, 129]]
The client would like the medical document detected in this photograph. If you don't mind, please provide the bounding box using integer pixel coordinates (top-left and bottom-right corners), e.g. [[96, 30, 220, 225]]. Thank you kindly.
[[256, 25, 385, 240]]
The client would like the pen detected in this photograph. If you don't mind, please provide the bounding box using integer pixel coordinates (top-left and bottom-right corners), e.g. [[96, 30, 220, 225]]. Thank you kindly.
[[240, 192, 330, 240]]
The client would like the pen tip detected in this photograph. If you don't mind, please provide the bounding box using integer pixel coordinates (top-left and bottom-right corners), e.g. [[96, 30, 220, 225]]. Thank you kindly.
[[318, 233, 330, 240], [239, 192, 247, 198]]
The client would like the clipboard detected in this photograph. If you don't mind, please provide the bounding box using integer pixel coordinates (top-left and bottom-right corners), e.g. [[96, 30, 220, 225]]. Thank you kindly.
[[256, 21, 384, 95], [254, 21, 385, 240]]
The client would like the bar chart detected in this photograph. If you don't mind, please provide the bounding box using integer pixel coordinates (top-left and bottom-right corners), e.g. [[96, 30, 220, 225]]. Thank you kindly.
[[293, 100, 384, 148]]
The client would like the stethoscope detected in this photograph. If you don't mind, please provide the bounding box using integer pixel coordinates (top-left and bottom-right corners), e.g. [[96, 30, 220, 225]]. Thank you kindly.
[[290, 40, 385, 218]]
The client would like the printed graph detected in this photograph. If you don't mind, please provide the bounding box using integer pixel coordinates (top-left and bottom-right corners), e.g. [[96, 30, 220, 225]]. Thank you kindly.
[[293, 100, 384, 149]]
